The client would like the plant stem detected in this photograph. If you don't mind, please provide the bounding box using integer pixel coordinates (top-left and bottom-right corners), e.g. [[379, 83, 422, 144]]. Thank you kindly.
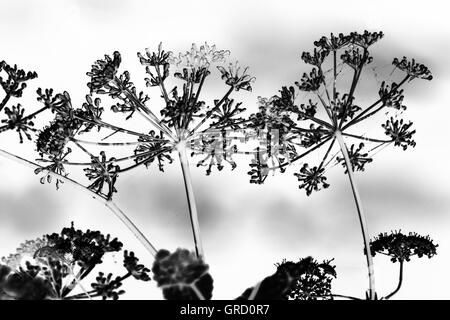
[[384, 260, 403, 300], [334, 130, 376, 300], [105, 200, 158, 256], [0, 148, 158, 257], [177, 141, 204, 260], [0, 93, 11, 112], [188, 87, 234, 136]]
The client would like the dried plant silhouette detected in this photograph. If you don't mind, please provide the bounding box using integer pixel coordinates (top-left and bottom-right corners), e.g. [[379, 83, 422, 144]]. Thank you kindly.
[[0, 223, 150, 300], [245, 30, 434, 299], [0, 60, 42, 141], [30, 43, 253, 260], [0, 31, 439, 300]]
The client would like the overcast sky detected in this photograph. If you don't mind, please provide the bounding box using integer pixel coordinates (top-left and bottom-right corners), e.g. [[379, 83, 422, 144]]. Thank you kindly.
[[0, 0, 449, 299]]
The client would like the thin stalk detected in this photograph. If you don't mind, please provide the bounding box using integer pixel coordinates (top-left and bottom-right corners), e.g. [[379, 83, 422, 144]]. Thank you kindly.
[[316, 92, 334, 123], [73, 138, 143, 147], [294, 110, 334, 129], [341, 132, 391, 144], [73, 115, 150, 139], [177, 141, 204, 260], [0, 93, 11, 112], [334, 130, 376, 300], [188, 87, 234, 136], [384, 260, 403, 300], [333, 50, 337, 103], [318, 137, 336, 170], [0, 148, 158, 257], [117, 75, 175, 141], [343, 75, 410, 130], [191, 284, 206, 300], [339, 68, 362, 129], [105, 200, 158, 256], [270, 135, 332, 171], [65, 273, 132, 300]]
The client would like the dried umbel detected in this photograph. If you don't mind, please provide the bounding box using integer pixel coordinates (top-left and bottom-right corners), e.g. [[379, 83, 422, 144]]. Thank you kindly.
[[0, 60, 44, 143], [246, 30, 432, 193], [245, 30, 432, 300], [34, 43, 253, 195], [366, 231, 437, 299], [0, 223, 150, 300], [33, 42, 255, 261], [237, 256, 336, 300], [368, 231, 437, 263]]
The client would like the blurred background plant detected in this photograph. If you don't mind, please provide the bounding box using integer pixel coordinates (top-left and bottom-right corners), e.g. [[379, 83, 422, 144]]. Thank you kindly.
[[0, 223, 150, 300]]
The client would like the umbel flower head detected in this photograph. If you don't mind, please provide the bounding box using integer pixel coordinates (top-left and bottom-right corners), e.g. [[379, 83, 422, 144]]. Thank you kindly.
[[86, 51, 121, 94], [245, 30, 432, 195], [368, 230, 438, 263], [34, 42, 255, 196], [0, 60, 48, 145], [0, 223, 150, 300]]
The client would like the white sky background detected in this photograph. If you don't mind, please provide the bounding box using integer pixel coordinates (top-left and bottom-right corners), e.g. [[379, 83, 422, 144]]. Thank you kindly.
[[0, 0, 449, 299]]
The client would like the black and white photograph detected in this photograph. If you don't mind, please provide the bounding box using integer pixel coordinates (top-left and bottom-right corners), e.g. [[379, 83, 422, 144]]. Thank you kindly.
[[0, 0, 449, 307]]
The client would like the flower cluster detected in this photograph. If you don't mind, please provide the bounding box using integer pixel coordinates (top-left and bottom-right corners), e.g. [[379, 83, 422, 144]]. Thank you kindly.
[[295, 68, 323, 91], [1, 104, 35, 143], [193, 131, 238, 176], [34, 41, 254, 199], [134, 131, 173, 172], [368, 231, 437, 263], [378, 82, 406, 111], [217, 61, 255, 91], [0, 223, 150, 300], [284, 257, 336, 300], [83, 151, 120, 199], [87, 51, 122, 94], [237, 256, 335, 300], [393, 56, 433, 80], [336, 143, 373, 173], [0, 61, 37, 98], [245, 30, 432, 196], [382, 117, 416, 150], [169, 42, 230, 73], [0, 60, 44, 144], [294, 164, 329, 195]]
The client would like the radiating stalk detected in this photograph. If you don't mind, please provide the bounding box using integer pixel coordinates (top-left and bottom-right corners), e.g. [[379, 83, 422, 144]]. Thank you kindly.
[[177, 141, 204, 260], [0, 148, 158, 257], [334, 131, 376, 300], [105, 200, 158, 256]]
